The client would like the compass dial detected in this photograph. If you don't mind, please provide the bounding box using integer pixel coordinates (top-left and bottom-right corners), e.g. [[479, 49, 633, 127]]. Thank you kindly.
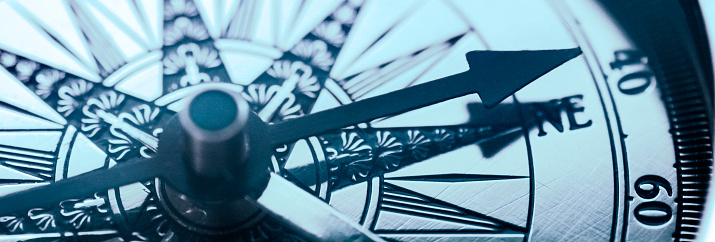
[[0, 0, 711, 241]]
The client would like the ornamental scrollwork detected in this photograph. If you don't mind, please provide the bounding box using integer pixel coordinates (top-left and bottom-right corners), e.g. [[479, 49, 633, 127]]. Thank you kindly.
[[34, 69, 65, 99], [0, 192, 111, 234], [57, 79, 94, 117], [0, 215, 24, 233], [107, 104, 163, 160], [59, 193, 111, 230], [13, 59, 40, 82], [326, 132, 374, 184], [321, 126, 507, 190], [290, 40, 335, 71], [163, 43, 221, 88], [28, 208, 55, 232], [81, 91, 126, 137], [312, 21, 346, 48], [267, 60, 321, 99], [164, 17, 209, 46], [163, 0, 198, 20], [374, 131, 404, 171]]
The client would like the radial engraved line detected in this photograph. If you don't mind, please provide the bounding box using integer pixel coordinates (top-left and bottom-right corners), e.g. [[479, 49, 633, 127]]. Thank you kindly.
[[346, 36, 463, 100], [14, 0, 98, 72], [13, 6, 86, 71], [129, 0, 158, 47], [86, 1, 149, 50], [0, 1, 98, 82], [69, 0, 125, 74], [225, 0, 259, 39], [442, 0, 492, 50], [378, 182, 527, 234]]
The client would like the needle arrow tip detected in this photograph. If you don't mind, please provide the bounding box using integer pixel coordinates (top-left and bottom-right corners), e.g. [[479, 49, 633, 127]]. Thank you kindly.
[[467, 47, 583, 108]]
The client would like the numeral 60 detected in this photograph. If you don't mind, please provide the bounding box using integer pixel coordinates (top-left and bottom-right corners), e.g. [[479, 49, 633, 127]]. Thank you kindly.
[[633, 175, 673, 226]]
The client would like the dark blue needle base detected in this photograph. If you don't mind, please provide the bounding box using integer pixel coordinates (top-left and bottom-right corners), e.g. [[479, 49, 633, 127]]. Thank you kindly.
[[190, 90, 237, 131]]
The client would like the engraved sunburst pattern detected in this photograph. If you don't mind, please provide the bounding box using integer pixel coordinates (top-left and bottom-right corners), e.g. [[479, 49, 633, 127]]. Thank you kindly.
[[0, 0, 702, 241]]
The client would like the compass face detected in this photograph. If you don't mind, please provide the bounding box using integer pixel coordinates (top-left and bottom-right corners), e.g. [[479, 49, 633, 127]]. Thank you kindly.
[[0, 0, 711, 241]]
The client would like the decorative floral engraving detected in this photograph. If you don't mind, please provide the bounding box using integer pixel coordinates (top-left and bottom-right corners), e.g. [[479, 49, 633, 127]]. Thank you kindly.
[[326, 132, 373, 184], [321, 126, 509, 190], [267, 60, 321, 98], [107, 105, 163, 160], [433, 129, 456, 151], [243, 84, 280, 108], [81, 91, 125, 137], [164, 0, 198, 20], [15, 59, 40, 82], [0, 193, 112, 234], [332, 4, 358, 24], [374, 131, 403, 171], [296, 75, 321, 99], [290, 40, 335, 71], [34, 69, 65, 99], [57, 79, 94, 117], [243, 83, 302, 120], [0, 216, 24, 233], [28, 208, 56, 232], [267, 60, 303, 79], [406, 130, 431, 160], [59, 193, 111, 230], [312, 21, 346, 47], [0, 51, 17, 67], [163, 43, 220, 74], [163, 43, 221, 87], [457, 127, 477, 140], [275, 96, 301, 119], [164, 17, 209, 46]]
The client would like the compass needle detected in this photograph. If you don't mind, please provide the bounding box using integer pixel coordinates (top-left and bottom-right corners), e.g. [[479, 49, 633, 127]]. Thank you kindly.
[[0, 156, 166, 215], [270, 48, 583, 145]]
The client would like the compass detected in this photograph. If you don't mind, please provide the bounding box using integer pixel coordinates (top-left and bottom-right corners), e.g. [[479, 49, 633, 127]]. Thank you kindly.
[[0, 0, 711, 241]]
